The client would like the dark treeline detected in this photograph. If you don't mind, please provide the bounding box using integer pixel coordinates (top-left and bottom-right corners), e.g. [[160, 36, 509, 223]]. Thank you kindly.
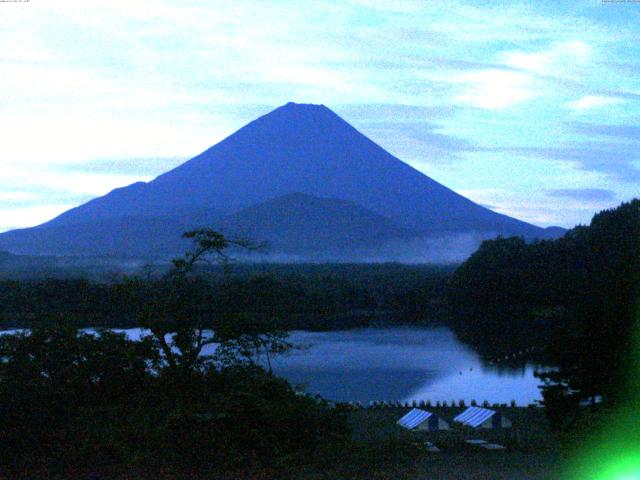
[[2, 201, 637, 476], [0, 230, 423, 479], [0, 263, 454, 332], [0, 308, 355, 479], [448, 200, 640, 425]]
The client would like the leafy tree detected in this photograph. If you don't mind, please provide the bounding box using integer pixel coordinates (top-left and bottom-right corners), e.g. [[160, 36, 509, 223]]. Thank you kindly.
[[449, 199, 640, 428], [0, 320, 347, 477], [128, 228, 290, 373], [0, 229, 347, 478], [537, 199, 640, 428], [0, 321, 157, 473]]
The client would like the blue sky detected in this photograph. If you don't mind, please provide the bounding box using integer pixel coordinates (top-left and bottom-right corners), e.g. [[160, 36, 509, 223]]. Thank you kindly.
[[1, 0, 639, 232]]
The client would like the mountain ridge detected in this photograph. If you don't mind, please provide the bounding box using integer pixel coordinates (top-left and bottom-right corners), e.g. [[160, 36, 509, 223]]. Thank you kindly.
[[0, 102, 564, 261]]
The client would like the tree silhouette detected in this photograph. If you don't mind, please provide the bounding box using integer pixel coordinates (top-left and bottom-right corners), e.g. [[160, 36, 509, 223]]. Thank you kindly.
[[134, 228, 287, 372]]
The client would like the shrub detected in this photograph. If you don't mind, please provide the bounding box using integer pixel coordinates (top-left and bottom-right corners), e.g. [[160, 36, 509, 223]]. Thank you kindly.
[[0, 325, 349, 477]]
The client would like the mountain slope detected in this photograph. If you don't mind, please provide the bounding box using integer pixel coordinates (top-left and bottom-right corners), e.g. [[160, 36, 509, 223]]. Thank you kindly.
[[0, 102, 563, 259], [0, 194, 417, 258], [0, 217, 190, 257], [217, 193, 417, 258]]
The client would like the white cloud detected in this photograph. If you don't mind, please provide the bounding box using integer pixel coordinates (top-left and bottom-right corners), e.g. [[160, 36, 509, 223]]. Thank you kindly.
[[567, 95, 623, 110], [457, 188, 587, 228], [0, 166, 153, 197], [452, 40, 596, 111], [502, 51, 551, 75], [36, 173, 154, 197], [0, 168, 155, 231], [0, 191, 35, 202], [0, 0, 636, 232], [501, 41, 592, 76], [0, 204, 77, 232], [454, 70, 534, 110], [0, 112, 218, 163]]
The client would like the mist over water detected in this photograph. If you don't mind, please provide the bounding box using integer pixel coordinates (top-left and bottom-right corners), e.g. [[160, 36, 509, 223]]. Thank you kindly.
[[221, 232, 490, 264], [362, 232, 492, 264]]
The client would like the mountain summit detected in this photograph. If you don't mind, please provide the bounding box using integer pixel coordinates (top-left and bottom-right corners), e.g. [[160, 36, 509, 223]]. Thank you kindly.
[[0, 102, 562, 260]]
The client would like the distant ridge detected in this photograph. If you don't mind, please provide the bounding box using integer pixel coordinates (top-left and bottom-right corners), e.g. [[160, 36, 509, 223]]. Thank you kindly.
[[0, 102, 564, 261], [217, 193, 418, 258]]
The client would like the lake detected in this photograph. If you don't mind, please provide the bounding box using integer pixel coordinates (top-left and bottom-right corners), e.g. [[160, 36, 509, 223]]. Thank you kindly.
[[117, 326, 546, 404], [266, 327, 544, 405], [0, 326, 545, 405]]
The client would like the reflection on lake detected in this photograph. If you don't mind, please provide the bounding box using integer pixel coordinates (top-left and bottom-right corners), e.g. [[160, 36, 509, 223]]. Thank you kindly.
[[0, 326, 545, 404], [267, 327, 544, 404]]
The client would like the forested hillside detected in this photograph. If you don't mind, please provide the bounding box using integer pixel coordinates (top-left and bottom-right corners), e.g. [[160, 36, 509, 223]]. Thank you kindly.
[[448, 199, 640, 417], [0, 264, 454, 331]]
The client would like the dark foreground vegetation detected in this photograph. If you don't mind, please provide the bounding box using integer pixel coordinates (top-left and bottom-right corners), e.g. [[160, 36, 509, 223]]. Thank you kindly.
[[0, 231, 348, 479], [0, 230, 456, 479], [0, 263, 453, 332], [0, 199, 637, 478], [0, 323, 349, 479], [0, 320, 564, 479], [449, 199, 640, 439]]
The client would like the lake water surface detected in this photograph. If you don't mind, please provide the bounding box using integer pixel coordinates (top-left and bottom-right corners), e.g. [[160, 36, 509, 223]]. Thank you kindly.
[[267, 327, 544, 405], [121, 326, 545, 404], [1, 326, 544, 404]]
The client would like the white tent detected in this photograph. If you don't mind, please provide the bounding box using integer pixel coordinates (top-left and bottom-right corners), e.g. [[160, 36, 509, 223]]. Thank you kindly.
[[453, 407, 512, 429], [397, 408, 450, 431]]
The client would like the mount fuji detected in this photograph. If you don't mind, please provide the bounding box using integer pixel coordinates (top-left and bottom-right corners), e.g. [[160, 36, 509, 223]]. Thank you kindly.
[[0, 102, 563, 261]]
